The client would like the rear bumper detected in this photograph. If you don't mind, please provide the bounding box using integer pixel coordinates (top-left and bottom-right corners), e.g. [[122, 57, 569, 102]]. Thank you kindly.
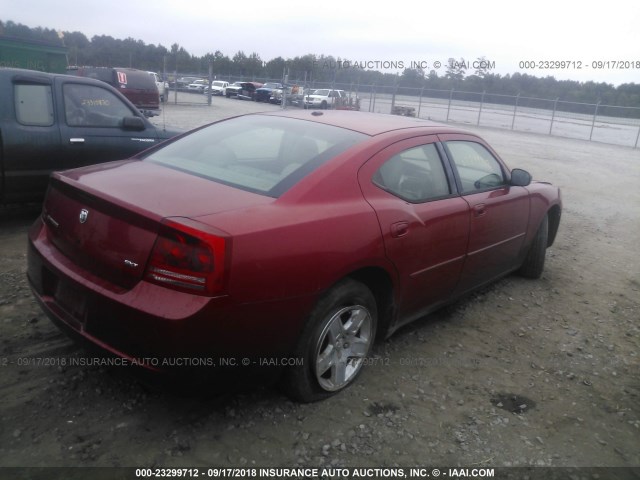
[[27, 217, 316, 373]]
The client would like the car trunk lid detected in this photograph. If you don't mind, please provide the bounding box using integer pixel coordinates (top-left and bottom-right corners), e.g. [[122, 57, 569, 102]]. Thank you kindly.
[[42, 159, 272, 290]]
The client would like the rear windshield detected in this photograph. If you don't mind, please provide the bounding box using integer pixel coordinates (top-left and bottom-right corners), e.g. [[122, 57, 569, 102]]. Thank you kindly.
[[115, 71, 155, 89], [76, 68, 114, 84], [144, 115, 367, 197]]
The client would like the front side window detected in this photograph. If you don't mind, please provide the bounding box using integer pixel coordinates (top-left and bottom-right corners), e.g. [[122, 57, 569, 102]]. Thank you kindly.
[[14, 84, 54, 126], [144, 115, 367, 196], [373, 144, 450, 203], [445, 141, 505, 193], [64, 83, 135, 127]]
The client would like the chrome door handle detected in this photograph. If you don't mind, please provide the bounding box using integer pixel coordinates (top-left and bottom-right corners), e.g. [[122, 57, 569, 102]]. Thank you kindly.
[[69, 138, 85, 144]]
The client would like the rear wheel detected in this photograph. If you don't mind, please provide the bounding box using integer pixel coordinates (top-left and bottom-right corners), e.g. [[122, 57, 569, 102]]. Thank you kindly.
[[518, 214, 548, 279], [281, 279, 377, 402]]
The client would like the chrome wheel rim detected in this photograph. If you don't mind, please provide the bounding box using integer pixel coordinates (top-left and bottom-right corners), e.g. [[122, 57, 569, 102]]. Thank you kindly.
[[314, 305, 372, 392]]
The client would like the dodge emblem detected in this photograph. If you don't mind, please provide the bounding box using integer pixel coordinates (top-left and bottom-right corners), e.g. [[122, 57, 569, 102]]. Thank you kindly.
[[79, 209, 89, 224]]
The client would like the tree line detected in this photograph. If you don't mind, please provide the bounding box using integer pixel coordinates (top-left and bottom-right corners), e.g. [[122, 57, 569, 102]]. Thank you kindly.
[[1, 19, 639, 109]]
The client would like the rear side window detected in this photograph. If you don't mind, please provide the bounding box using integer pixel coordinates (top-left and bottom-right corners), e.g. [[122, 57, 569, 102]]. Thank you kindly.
[[14, 84, 54, 126], [374, 144, 450, 202], [445, 141, 505, 193], [145, 115, 367, 196], [63, 83, 134, 127]]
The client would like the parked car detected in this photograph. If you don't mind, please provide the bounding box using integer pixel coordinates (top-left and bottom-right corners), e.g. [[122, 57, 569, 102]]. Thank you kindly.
[[236, 81, 263, 100], [27, 110, 561, 402], [225, 81, 243, 98], [0, 68, 181, 204], [176, 76, 200, 86], [172, 76, 201, 91], [203, 81, 229, 96], [304, 89, 346, 109], [66, 66, 160, 111], [147, 71, 168, 102], [271, 85, 304, 105], [187, 79, 208, 93], [255, 82, 283, 102]]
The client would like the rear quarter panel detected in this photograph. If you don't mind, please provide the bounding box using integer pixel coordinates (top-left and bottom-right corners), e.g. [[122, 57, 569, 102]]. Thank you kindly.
[[199, 198, 393, 304], [194, 136, 415, 304]]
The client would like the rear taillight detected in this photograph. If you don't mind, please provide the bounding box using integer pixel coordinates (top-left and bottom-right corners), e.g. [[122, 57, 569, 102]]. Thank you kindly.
[[145, 219, 227, 296]]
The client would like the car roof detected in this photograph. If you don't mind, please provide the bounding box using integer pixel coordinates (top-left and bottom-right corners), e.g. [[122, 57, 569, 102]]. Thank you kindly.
[[1, 67, 126, 89], [258, 110, 467, 137]]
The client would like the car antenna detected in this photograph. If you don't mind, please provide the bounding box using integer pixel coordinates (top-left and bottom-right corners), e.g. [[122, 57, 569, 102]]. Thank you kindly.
[[160, 99, 166, 131]]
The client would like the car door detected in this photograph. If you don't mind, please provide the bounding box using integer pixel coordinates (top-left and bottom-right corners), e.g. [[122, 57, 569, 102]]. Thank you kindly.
[[359, 136, 470, 324], [1, 74, 63, 203], [57, 79, 161, 170], [439, 134, 530, 294]]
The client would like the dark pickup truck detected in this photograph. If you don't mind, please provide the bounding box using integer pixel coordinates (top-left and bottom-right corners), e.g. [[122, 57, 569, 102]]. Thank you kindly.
[[0, 68, 181, 204]]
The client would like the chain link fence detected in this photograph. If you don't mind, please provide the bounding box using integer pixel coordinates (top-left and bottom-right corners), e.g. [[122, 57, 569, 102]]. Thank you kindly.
[[162, 72, 640, 148]]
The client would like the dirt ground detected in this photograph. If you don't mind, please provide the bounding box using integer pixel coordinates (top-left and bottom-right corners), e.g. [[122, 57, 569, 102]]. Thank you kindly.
[[1, 99, 639, 471]]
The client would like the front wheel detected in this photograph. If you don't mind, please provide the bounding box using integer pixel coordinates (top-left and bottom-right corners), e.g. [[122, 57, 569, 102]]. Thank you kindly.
[[281, 279, 377, 402]]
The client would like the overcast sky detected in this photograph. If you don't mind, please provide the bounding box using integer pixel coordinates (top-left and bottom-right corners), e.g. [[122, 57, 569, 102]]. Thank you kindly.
[[3, 0, 639, 85]]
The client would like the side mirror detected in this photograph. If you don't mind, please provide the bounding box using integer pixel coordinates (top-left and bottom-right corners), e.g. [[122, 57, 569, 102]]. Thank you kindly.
[[121, 116, 146, 131], [511, 168, 532, 187]]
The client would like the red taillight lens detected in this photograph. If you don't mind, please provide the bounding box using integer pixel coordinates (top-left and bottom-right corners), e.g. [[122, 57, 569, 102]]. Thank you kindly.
[[145, 219, 227, 296]]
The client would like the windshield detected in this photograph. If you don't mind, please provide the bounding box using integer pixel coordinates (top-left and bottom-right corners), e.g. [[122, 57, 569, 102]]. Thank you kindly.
[[263, 83, 281, 89], [143, 115, 367, 197], [212, 81, 226, 87], [312, 89, 330, 96]]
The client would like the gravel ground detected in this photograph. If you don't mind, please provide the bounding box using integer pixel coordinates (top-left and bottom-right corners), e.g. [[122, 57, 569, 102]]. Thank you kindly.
[[1, 98, 639, 471]]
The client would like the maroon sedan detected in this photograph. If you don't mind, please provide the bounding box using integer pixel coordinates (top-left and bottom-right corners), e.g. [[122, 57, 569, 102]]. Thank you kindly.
[[27, 111, 561, 402]]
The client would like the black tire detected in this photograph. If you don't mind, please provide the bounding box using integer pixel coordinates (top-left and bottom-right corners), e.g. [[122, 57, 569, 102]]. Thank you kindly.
[[281, 279, 377, 402], [518, 214, 548, 279], [321, 101, 328, 110]]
